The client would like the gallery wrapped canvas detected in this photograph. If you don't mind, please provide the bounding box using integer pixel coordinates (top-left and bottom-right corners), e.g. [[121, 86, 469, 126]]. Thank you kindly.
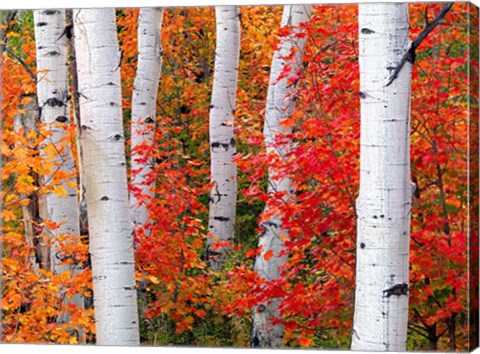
[[0, 1, 478, 351]]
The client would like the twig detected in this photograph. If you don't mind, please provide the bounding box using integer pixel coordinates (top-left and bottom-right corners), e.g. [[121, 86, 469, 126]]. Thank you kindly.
[[3, 45, 36, 82]]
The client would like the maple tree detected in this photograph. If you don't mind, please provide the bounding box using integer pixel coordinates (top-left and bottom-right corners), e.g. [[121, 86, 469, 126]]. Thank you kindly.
[[0, 3, 477, 351]]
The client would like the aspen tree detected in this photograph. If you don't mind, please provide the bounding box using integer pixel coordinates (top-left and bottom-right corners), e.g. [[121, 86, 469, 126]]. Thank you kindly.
[[351, 3, 413, 351], [251, 4, 311, 348], [207, 6, 240, 270], [130, 7, 164, 233], [73, 8, 139, 345], [34, 9, 84, 326], [129, 6, 164, 321]]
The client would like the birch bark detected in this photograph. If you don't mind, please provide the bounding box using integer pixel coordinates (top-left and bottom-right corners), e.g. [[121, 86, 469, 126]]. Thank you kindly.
[[351, 3, 413, 351], [130, 7, 164, 234], [73, 8, 139, 345], [251, 5, 311, 348], [207, 6, 240, 270], [34, 9, 84, 326]]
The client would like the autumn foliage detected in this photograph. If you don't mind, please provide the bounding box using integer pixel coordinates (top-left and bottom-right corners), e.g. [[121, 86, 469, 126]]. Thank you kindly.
[[0, 3, 477, 350]]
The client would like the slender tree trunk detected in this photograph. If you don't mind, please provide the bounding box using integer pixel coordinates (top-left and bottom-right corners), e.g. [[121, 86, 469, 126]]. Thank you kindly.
[[65, 10, 92, 330], [251, 5, 311, 348], [73, 8, 139, 345], [448, 313, 456, 351], [130, 6, 164, 323], [67, 9, 94, 318], [351, 3, 413, 351], [427, 324, 438, 351], [33, 10, 85, 329], [13, 93, 44, 272], [66, 9, 89, 239], [130, 8, 164, 234], [206, 6, 240, 270]]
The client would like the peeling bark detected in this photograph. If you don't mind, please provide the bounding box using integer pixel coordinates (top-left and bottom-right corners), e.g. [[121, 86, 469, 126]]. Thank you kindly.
[[207, 6, 240, 270], [351, 4, 413, 351], [251, 5, 311, 348], [73, 8, 139, 345]]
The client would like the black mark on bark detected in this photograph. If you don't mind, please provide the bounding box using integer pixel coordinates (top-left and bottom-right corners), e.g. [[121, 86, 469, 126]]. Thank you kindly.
[[55, 115, 68, 123], [45, 97, 65, 107], [43, 10, 59, 15], [214, 216, 230, 222], [112, 134, 123, 141], [211, 142, 230, 151], [383, 283, 408, 297]]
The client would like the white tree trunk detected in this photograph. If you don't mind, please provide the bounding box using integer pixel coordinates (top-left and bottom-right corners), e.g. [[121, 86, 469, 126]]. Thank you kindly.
[[73, 8, 139, 346], [351, 3, 413, 351], [65, 9, 89, 242], [251, 5, 311, 348], [207, 6, 240, 270], [130, 7, 164, 233], [33, 9, 84, 328]]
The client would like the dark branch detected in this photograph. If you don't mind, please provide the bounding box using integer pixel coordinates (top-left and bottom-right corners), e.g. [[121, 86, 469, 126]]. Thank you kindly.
[[412, 2, 454, 50], [386, 2, 454, 87], [3, 45, 36, 82], [408, 324, 431, 340], [303, 40, 338, 70], [424, 5, 430, 27]]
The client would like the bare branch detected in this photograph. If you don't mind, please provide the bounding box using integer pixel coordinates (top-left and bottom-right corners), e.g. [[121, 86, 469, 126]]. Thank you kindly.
[[386, 2, 454, 87]]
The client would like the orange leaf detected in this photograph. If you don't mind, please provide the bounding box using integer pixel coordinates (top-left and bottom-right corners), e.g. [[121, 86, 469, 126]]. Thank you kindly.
[[263, 250, 274, 261], [299, 337, 314, 347]]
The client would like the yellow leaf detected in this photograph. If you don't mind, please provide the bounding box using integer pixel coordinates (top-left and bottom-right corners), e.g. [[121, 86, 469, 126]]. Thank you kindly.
[[54, 186, 68, 198], [66, 181, 78, 191], [148, 276, 160, 285]]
